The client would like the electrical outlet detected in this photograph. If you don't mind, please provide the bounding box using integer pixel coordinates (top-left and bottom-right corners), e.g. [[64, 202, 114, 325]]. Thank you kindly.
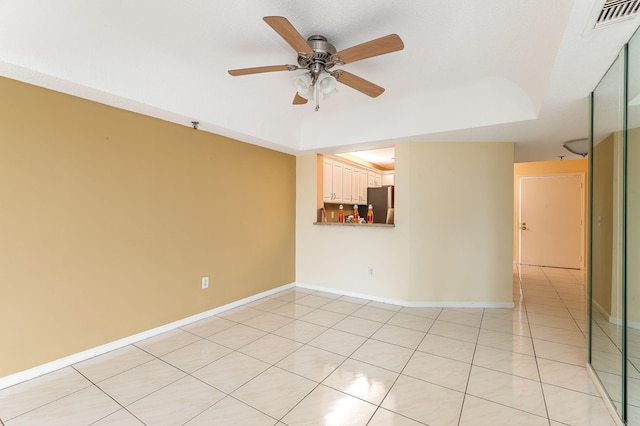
[[202, 276, 209, 289], [368, 267, 374, 277]]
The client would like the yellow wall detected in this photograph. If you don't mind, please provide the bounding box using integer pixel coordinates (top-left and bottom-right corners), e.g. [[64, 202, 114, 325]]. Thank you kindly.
[[591, 136, 614, 316], [513, 159, 588, 265], [0, 77, 296, 377], [297, 142, 514, 304]]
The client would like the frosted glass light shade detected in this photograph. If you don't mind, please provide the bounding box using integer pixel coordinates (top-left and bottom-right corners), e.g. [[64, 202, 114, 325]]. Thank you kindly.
[[294, 74, 313, 99], [318, 75, 337, 94]]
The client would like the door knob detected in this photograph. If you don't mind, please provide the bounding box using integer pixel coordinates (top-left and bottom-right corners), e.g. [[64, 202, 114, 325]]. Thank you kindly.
[[520, 222, 527, 231]]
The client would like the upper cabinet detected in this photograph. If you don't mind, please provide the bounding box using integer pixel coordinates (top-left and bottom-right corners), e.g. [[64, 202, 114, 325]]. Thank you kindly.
[[349, 166, 368, 205], [323, 158, 344, 203], [322, 155, 387, 204], [343, 164, 353, 204], [359, 170, 368, 204], [367, 171, 382, 188]]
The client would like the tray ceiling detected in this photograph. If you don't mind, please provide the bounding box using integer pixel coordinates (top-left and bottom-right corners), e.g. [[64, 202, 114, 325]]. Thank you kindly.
[[1, 0, 639, 161]]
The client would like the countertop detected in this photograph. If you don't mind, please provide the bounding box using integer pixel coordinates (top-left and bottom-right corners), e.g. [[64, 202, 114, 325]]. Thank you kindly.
[[313, 222, 395, 228]]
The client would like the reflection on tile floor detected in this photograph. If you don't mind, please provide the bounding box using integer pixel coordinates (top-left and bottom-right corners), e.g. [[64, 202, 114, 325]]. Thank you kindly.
[[0, 266, 617, 425]]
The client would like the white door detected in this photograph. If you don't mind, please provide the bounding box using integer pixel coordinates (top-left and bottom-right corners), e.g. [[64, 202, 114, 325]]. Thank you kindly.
[[519, 174, 583, 269]]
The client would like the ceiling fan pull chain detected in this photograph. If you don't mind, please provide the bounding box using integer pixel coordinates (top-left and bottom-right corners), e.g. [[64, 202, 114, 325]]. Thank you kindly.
[[315, 81, 320, 111]]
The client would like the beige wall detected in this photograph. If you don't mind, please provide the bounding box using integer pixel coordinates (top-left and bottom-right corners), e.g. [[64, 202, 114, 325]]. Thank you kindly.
[[0, 77, 296, 377], [297, 142, 514, 305], [296, 153, 412, 300], [513, 159, 588, 265]]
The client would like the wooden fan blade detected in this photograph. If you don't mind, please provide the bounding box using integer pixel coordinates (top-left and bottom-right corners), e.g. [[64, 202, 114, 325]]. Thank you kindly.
[[334, 34, 404, 65], [228, 65, 292, 76], [293, 93, 308, 105], [263, 16, 312, 53], [335, 71, 385, 98]]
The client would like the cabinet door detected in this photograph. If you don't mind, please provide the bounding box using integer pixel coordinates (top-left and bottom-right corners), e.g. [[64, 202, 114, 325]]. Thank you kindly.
[[343, 165, 352, 204], [332, 161, 343, 202], [351, 167, 360, 204], [359, 170, 368, 204], [323, 159, 333, 202], [368, 171, 382, 188]]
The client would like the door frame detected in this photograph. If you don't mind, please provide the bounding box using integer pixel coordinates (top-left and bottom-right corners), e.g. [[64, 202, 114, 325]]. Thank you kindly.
[[517, 172, 586, 269]]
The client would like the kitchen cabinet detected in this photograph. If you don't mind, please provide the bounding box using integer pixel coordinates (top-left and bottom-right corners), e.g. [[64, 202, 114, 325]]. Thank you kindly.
[[348, 167, 368, 205], [342, 164, 353, 204], [323, 156, 387, 204], [359, 169, 368, 203], [323, 159, 344, 203], [368, 171, 382, 188], [350, 167, 360, 204]]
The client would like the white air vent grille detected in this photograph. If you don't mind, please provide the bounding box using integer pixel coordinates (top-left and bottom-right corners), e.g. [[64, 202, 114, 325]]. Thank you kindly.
[[596, 0, 640, 27]]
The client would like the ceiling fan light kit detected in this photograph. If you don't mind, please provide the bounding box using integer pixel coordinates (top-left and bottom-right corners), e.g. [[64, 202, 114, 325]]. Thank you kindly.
[[295, 72, 338, 101], [228, 16, 404, 111]]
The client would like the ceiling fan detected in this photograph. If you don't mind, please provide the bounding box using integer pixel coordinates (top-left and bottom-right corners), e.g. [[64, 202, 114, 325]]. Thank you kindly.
[[228, 16, 404, 111]]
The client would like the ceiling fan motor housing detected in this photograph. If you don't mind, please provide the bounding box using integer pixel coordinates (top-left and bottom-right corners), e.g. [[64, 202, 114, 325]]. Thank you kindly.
[[298, 35, 337, 70]]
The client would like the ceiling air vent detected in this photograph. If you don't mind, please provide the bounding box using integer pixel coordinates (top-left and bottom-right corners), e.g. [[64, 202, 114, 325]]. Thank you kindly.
[[596, 0, 640, 27]]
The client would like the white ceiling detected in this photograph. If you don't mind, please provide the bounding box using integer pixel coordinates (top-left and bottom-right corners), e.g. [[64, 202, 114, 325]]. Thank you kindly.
[[345, 148, 396, 171], [1, 0, 639, 162]]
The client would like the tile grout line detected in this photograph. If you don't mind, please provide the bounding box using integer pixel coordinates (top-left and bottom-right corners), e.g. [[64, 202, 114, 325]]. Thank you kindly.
[[198, 291, 398, 423], [520, 265, 553, 424], [271, 294, 407, 424], [0, 381, 95, 424], [364, 302, 443, 426], [540, 267, 587, 340], [70, 366, 148, 426], [456, 305, 484, 426], [4, 273, 603, 425]]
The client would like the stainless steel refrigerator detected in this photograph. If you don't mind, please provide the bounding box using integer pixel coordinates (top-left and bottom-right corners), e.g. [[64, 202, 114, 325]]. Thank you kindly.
[[366, 185, 394, 224]]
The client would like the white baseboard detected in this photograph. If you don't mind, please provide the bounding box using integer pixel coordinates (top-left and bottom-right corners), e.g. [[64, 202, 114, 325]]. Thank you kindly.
[[0, 282, 295, 390], [1, 280, 517, 390], [608, 315, 640, 330], [295, 282, 515, 309], [586, 363, 625, 426], [593, 299, 640, 330], [593, 299, 608, 318]]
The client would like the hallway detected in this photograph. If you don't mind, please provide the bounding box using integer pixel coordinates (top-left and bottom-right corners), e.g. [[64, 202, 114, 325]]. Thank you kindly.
[[0, 266, 615, 425]]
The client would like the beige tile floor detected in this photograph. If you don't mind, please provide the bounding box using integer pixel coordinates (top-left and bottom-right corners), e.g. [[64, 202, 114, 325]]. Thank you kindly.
[[0, 265, 617, 425]]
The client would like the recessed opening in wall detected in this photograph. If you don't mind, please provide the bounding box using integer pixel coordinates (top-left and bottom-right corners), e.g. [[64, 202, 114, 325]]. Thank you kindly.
[[317, 146, 395, 225]]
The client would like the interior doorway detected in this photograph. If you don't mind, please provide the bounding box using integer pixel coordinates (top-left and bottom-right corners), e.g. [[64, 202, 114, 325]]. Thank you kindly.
[[518, 174, 584, 269]]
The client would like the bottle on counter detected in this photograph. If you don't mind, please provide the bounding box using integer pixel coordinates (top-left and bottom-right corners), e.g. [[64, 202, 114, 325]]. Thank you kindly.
[[353, 205, 359, 223], [367, 204, 374, 224], [338, 205, 344, 223]]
